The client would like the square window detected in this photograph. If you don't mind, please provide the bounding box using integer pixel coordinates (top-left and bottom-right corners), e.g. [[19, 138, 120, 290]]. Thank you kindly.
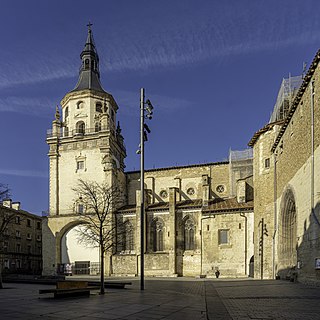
[[218, 229, 229, 245], [77, 161, 84, 170]]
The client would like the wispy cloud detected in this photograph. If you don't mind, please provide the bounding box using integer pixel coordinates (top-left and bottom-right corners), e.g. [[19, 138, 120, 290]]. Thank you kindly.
[[0, 96, 56, 116], [0, 169, 48, 178], [114, 90, 192, 117]]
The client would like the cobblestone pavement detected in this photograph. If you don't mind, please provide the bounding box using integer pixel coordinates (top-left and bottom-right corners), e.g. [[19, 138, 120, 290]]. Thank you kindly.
[[1, 278, 320, 319]]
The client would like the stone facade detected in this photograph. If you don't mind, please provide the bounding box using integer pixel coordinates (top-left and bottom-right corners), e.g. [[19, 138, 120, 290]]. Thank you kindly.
[[0, 200, 42, 275], [249, 50, 320, 284], [43, 26, 254, 278]]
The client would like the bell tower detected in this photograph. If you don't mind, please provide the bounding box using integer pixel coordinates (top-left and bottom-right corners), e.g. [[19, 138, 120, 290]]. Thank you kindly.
[[43, 25, 126, 275]]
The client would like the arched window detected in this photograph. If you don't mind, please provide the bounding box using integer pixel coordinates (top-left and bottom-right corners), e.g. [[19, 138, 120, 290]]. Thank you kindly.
[[124, 222, 134, 251], [85, 59, 89, 69], [96, 102, 102, 113], [65, 106, 69, 119], [76, 121, 85, 134], [64, 126, 69, 137], [184, 218, 195, 250], [95, 122, 101, 132], [151, 218, 164, 252]]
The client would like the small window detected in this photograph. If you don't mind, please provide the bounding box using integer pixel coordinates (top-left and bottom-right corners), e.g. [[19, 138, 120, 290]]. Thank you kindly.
[[64, 126, 69, 137], [16, 243, 21, 253], [37, 234, 41, 241], [37, 221, 41, 229], [78, 204, 84, 214], [65, 106, 69, 119], [76, 121, 85, 134], [265, 158, 270, 169], [77, 161, 84, 170], [96, 103, 102, 113], [15, 216, 20, 224], [95, 122, 101, 132], [16, 230, 21, 238], [27, 233, 32, 240], [218, 229, 229, 245], [27, 219, 31, 227], [216, 185, 225, 193], [27, 245, 32, 254]]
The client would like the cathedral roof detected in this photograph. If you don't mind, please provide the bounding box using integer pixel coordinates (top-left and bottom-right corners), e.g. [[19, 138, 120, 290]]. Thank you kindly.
[[117, 197, 253, 213], [71, 24, 107, 94]]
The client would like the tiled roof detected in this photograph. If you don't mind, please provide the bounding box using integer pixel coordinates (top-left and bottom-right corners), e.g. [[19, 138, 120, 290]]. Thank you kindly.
[[125, 161, 229, 174], [203, 197, 253, 213], [248, 120, 284, 147]]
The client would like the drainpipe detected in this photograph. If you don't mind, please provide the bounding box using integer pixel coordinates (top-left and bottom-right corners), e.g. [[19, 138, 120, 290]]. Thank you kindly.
[[240, 213, 248, 275], [311, 80, 315, 224], [273, 153, 278, 279]]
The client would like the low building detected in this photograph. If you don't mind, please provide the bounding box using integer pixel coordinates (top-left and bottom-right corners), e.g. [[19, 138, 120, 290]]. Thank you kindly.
[[0, 199, 42, 275]]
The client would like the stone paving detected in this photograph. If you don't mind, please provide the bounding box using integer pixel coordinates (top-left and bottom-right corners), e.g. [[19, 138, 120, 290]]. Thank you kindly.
[[1, 278, 320, 319]]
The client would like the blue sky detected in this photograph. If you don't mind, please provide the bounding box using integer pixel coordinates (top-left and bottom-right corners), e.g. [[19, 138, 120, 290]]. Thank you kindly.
[[1, 0, 320, 214]]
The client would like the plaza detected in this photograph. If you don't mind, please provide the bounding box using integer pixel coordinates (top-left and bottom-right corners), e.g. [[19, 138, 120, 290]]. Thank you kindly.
[[1, 278, 320, 319]]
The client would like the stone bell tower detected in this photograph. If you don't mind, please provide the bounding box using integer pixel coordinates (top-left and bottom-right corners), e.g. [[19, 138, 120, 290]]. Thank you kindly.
[[43, 25, 126, 275]]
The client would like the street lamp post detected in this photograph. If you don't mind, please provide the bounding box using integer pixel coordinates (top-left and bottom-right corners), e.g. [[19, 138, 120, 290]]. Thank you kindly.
[[139, 88, 153, 291]]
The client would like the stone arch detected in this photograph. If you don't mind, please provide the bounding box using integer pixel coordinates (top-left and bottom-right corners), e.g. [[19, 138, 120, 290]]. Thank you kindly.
[[278, 186, 297, 273], [55, 220, 89, 266]]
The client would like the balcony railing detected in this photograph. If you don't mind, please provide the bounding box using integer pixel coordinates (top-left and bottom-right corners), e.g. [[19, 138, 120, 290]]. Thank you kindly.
[[46, 126, 109, 139]]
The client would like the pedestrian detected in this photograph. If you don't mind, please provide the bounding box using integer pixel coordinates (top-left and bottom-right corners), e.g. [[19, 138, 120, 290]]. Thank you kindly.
[[215, 269, 220, 278]]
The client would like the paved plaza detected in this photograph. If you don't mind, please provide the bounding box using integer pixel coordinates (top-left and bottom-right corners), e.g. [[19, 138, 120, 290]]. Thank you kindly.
[[1, 278, 320, 319]]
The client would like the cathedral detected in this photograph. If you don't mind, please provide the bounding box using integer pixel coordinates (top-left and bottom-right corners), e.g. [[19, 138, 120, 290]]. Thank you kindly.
[[43, 26, 320, 284]]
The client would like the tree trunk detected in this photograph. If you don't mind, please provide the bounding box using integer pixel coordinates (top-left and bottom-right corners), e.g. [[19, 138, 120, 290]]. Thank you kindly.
[[0, 263, 3, 289], [100, 242, 105, 295]]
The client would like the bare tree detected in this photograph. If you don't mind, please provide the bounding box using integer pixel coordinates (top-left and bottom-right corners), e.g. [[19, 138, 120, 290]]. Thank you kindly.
[[72, 179, 124, 295]]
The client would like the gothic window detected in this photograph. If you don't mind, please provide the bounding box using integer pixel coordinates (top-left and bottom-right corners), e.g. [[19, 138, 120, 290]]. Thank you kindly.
[[85, 59, 89, 69], [151, 218, 164, 252], [76, 121, 85, 134], [119, 221, 134, 252], [218, 229, 229, 245], [184, 218, 195, 250]]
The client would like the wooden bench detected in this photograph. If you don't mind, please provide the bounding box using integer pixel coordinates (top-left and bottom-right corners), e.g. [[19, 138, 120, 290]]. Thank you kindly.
[[39, 281, 99, 298]]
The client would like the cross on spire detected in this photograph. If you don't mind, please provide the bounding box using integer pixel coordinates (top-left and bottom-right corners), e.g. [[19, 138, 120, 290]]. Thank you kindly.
[[87, 22, 93, 31]]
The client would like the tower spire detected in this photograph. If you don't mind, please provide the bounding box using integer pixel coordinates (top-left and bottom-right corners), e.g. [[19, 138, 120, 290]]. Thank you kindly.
[[72, 23, 106, 93]]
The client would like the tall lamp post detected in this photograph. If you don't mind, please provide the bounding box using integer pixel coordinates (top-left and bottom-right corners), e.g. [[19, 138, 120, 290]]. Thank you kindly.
[[138, 88, 153, 291]]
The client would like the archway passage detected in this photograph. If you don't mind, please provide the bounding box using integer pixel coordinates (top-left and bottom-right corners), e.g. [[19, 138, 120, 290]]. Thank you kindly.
[[278, 188, 297, 275], [59, 224, 99, 276]]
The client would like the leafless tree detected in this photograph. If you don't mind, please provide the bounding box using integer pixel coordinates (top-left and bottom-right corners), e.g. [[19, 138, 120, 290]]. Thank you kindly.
[[72, 179, 125, 295]]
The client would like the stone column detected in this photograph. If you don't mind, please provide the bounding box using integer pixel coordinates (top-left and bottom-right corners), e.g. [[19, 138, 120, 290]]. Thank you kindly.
[[168, 187, 177, 276], [202, 174, 210, 207]]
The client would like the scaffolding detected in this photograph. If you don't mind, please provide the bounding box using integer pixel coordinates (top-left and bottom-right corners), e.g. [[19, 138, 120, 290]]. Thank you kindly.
[[269, 75, 303, 123], [229, 149, 253, 197]]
